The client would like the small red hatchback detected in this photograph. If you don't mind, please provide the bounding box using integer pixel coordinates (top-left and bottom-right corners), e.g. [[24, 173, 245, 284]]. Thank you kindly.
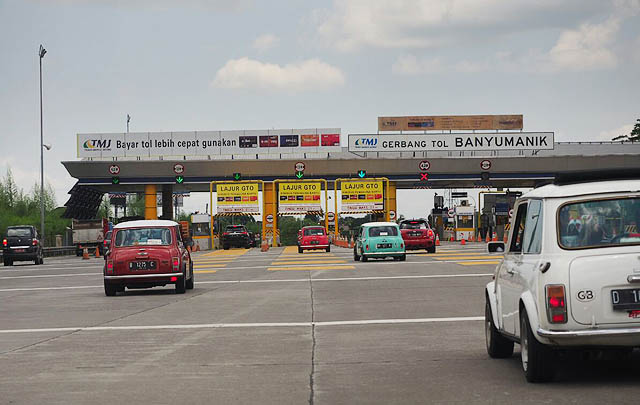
[[298, 226, 330, 253], [399, 219, 436, 253], [103, 220, 194, 296]]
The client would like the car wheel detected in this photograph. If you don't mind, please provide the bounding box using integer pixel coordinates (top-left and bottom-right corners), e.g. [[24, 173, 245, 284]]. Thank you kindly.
[[353, 247, 360, 261], [520, 309, 555, 383], [298, 246, 303, 254], [428, 246, 436, 254], [3, 258, 10, 266], [485, 297, 514, 358], [104, 281, 117, 297], [326, 246, 331, 253], [223, 244, 229, 250], [361, 254, 368, 262], [175, 272, 186, 294], [116, 286, 125, 293], [186, 262, 194, 290]]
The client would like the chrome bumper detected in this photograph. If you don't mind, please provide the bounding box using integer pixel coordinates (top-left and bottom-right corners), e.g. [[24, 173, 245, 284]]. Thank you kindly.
[[537, 327, 640, 338], [104, 273, 181, 280], [301, 245, 329, 248], [363, 251, 405, 256]]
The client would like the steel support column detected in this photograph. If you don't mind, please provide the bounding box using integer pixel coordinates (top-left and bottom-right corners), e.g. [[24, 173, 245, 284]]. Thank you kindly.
[[144, 184, 158, 220]]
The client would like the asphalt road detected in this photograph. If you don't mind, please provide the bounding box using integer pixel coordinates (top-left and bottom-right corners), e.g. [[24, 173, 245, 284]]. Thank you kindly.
[[1, 243, 639, 404]]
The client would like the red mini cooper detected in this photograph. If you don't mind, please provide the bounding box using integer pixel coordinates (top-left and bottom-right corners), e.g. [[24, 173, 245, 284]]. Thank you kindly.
[[298, 226, 330, 253], [399, 219, 436, 253], [103, 220, 194, 296]]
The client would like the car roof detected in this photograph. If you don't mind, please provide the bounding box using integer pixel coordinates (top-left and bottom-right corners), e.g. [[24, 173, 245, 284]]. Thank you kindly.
[[362, 222, 399, 227], [302, 226, 324, 229], [523, 179, 640, 199], [113, 220, 179, 229]]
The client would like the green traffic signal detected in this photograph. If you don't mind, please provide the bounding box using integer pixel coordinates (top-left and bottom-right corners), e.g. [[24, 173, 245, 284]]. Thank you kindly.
[[111, 176, 120, 185], [233, 173, 241, 181], [175, 175, 184, 184], [295, 171, 304, 179], [357, 170, 366, 178]]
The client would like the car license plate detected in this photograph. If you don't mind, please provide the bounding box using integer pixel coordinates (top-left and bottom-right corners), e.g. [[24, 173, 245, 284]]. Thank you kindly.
[[14, 249, 25, 253], [611, 289, 640, 310], [377, 243, 392, 249], [129, 261, 157, 270], [310, 240, 319, 245], [410, 232, 422, 237]]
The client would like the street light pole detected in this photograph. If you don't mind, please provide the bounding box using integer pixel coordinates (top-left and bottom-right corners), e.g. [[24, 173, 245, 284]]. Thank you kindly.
[[39, 44, 47, 246]]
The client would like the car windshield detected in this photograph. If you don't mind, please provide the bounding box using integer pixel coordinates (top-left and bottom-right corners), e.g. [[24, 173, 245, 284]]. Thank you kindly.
[[558, 197, 640, 249], [400, 221, 427, 230], [368, 226, 398, 237], [7, 228, 32, 237], [114, 227, 172, 247], [304, 228, 325, 236]]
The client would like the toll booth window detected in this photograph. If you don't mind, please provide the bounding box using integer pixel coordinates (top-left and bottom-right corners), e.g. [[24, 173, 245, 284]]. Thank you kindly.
[[457, 215, 474, 229], [192, 223, 210, 237], [369, 226, 398, 237], [304, 228, 325, 236]]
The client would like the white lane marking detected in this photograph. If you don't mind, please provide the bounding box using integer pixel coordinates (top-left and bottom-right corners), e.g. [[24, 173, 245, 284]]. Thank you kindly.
[[0, 265, 103, 273], [0, 316, 484, 334], [0, 273, 100, 280], [0, 273, 492, 292]]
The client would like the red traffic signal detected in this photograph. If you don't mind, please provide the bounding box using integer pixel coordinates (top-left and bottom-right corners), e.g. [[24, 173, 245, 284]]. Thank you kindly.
[[419, 173, 429, 181]]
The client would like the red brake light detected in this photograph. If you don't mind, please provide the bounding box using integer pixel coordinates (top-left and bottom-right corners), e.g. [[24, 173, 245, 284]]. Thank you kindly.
[[106, 260, 114, 275], [172, 257, 180, 272], [3, 239, 7, 247], [242, 232, 248, 235], [546, 285, 567, 324], [366, 245, 369, 251], [171, 276, 178, 282], [32, 239, 38, 246]]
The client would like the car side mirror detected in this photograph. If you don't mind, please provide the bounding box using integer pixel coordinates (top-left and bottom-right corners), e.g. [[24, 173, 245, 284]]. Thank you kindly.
[[105, 240, 111, 247], [487, 241, 505, 254]]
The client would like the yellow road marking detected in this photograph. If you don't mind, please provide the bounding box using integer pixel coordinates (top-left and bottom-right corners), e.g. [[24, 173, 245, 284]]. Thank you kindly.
[[272, 260, 346, 265], [268, 265, 355, 271], [282, 246, 301, 254], [194, 270, 218, 274], [456, 261, 501, 266], [202, 249, 250, 257], [434, 256, 502, 260]]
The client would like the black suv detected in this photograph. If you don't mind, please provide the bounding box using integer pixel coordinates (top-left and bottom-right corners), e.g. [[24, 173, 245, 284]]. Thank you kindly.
[[221, 225, 251, 249], [3, 226, 44, 266]]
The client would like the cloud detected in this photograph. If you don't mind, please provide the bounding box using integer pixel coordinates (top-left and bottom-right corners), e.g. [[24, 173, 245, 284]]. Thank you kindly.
[[314, 0, 607, 51], [547, 17, 620, 71], [32, 0, 251, 11], [253, 34, 279, 52], [211, 57, 345, 91], [598, 123, 635, 141], [392, 55, 444, 75]]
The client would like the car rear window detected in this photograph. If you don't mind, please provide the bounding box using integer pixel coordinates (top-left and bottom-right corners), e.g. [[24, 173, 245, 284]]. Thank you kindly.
[[399, 221, 428, 230], [114, 228, 172, 247], [7, 228, 32, 237], [304, 228, 325, 236], [558, 197, 640, 249], [226, 226, 246, 232], [368, 226, 399, 237]]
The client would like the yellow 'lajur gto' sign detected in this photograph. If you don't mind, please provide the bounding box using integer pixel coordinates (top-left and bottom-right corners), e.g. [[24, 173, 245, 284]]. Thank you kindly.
[[217, 183, 259, 213], [279, 182, 322, 213], [341, 181, 383, 211]]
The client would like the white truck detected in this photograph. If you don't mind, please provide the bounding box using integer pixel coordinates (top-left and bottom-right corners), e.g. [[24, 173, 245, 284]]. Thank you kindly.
[[72, 219, 107, 256]]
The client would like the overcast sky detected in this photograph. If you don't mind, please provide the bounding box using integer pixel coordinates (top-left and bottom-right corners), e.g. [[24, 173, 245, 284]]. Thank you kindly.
[[1, 0, 639, 218]]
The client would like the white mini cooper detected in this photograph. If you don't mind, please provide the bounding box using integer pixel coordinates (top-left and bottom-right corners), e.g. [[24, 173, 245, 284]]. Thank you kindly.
[[485, 179, 640, 382]]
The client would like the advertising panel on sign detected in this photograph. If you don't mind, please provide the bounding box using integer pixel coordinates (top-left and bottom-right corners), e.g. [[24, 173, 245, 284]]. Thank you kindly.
[[77, 128, 341, 158], [216, 183, 259, 213], [348, 132, 553, 153], [278, 182, 322, 214], [340, 181, 384, 211], [378, 115, 523, 131]]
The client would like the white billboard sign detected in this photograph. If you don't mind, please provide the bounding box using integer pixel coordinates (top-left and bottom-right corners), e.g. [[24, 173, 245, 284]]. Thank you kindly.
[[348, 132, 554, 153], [77, 129, 341, 158]]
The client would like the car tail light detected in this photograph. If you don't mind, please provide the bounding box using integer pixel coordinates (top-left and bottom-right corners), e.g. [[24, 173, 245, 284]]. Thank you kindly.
[[427, 230, 433, 238], [546, 285, 567, 324], [106, 260, 114, 275], [242, 232, 248, 235], [172, 257, 180, 272], [171, 276, 178, 282], [2, 239, 7, 247], [400, 243, 404, 248], [366, 245, 369, 251], [32, 239, 38, 246], [103, 240, 108, 247], [223, 232, 229, 236]]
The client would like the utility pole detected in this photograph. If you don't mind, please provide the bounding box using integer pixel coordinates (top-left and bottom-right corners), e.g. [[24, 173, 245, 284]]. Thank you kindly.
[[126, 114, 130, 133], [39, 44, 47, 246]]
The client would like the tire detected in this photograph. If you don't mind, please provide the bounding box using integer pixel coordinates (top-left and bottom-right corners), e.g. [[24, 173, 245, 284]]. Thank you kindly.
[[353, 247, 360, 261], [399, 254, 406, 261], [186, 262, 194, 290], [117, 286, 125, 293], [223, 244, 229, 250], [298, 246, 303, 254], [485, 297, 514, 358], [5, 258, 13, 266], [326, 246, 331, 253], [361, 254, 368, 262], [520, 309, 555, 383], [428, 246, 436, 254], [3, 258, 10, 267], [104, 281, 117, 297], [175, 272, 186, 294]]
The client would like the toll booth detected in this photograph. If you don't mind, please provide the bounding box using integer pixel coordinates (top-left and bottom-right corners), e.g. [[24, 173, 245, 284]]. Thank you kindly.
[[455, 204, 475, 241], [191, 214, 212, 251], [480, 191, 521, 240]]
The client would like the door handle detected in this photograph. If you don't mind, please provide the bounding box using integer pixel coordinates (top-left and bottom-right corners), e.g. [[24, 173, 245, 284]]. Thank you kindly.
[[627, 275, 640, 283]]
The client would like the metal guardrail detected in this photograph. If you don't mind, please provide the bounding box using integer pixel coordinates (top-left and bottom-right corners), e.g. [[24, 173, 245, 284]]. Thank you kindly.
[[0, 246, 76, 260]]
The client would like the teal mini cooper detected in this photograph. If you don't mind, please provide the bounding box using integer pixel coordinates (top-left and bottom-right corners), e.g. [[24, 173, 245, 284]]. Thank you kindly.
[[353, 222, 406, 262]]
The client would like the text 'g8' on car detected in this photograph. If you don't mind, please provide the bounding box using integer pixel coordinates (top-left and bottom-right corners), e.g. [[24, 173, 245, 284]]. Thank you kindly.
[[485, 180, 640, 382]]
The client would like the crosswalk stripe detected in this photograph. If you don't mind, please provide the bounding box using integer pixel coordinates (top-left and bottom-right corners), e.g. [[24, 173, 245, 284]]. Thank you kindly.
[[194, 270, 218, 274], [268, 265, 355, 271], [434, 256, 502, 260], [272, 260, 346, 265]]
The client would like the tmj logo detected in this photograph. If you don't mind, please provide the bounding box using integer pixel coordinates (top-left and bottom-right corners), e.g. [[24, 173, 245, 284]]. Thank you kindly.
[[354, 137, 378, 148], [83, 139, 112, 150]]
